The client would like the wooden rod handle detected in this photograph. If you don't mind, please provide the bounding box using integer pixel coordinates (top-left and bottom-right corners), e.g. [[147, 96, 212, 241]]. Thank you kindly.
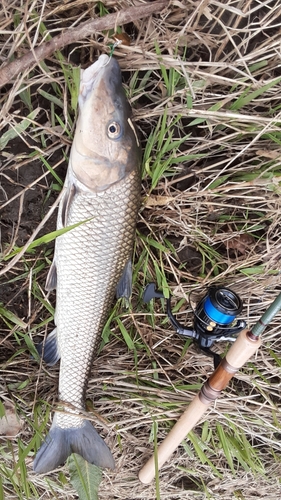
[[138, 329, 262, 484], [138, 393, 210, 484]]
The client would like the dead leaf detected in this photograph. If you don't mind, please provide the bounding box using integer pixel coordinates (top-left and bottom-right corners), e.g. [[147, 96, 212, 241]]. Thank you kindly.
[[0, 402, 24, 438], [256, 149, 280, 160], [113, 32, 131, 46], [223, 233, 255, 255], [145, 195, 174, 207]]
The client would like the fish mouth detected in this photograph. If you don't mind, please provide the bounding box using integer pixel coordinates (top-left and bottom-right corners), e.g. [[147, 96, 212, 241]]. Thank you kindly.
[[79, 54, 122, 109]]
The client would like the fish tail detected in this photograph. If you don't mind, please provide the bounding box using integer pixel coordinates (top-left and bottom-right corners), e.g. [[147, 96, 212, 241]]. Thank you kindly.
[[33, 416, 115, 473]]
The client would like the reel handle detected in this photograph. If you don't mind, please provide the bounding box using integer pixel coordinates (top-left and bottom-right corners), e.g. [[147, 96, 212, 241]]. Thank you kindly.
[[143, 283, 165, 302]]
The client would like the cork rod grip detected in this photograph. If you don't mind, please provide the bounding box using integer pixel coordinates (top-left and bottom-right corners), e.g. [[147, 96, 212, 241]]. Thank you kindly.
[[138, 329, 262, 485], [138, 393, 211, 484], [226, 329, 261, 367]]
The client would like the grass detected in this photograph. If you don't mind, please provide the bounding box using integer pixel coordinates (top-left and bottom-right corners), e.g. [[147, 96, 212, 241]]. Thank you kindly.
[[1, 1, 281, 499]]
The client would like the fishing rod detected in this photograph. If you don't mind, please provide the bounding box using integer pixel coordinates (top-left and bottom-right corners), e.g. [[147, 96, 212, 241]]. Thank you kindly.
[[139, 289, 281, 484]]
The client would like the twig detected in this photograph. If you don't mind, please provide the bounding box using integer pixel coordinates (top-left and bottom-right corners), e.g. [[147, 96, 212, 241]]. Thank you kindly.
[[0, 1, 168, 88]]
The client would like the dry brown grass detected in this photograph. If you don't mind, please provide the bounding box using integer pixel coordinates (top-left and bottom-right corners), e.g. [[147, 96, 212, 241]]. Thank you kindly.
[[1, 1, 281, 499]]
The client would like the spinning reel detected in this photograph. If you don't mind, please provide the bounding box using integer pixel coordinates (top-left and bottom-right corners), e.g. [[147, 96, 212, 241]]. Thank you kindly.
[[143, 284, 246, 368]]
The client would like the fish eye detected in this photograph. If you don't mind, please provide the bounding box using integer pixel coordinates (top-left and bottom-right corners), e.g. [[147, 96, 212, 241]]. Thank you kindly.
[[107, 121, 122, 139]]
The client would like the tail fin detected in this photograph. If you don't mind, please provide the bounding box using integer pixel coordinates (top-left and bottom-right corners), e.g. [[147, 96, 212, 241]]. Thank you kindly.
[[33, 417, 115, 473]]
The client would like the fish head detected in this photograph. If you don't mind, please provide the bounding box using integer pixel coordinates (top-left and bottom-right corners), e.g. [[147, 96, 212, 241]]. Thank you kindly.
[[71, 54, 140, 192]]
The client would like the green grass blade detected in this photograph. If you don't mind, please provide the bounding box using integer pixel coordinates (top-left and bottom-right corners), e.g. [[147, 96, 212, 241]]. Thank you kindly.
[[116, 317, 135, 350], [230, 77, 281, 111], [0, 304, 27, 328], [39, 154, 64, 186], [216, 423, 235, 474], [4, 218, 93, 260], [0, 108, 40, 150], [68, 453, 102, 500]]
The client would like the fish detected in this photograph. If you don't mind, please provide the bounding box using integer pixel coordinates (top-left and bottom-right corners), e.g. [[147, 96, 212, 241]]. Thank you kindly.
[[33, 54, 141, 474]]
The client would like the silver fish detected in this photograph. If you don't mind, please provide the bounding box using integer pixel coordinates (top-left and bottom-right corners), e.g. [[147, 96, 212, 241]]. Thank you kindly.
[[33, 54, 141, 473]]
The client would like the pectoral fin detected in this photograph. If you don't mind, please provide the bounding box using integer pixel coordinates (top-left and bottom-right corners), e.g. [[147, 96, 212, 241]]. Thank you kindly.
[[45, 261, 57, 291], [45, 181, 76, 290], [116, 259, 133, 300], [61, 183, 76, 227]]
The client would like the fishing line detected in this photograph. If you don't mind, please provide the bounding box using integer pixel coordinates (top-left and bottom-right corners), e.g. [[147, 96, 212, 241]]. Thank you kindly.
[[106, 39, 123, 63]]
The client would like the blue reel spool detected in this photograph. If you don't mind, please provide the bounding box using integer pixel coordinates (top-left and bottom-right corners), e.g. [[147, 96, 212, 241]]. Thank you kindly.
[[201, 287, 242, 324], [194, 286, 243, 342]]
